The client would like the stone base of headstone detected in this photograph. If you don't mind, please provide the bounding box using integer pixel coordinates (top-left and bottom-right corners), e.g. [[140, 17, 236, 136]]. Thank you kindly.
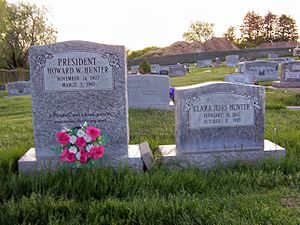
[[18, 146, 145, 173], [157, 140, 285, 169], [272, 81, 300, 88]]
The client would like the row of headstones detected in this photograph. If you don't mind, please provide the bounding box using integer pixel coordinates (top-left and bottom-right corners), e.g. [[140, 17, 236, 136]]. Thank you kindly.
[[17, 41, 285, 172], [198, 54, 294, 69], [226, 60, 300, 85], [130, 64, 187, 76]]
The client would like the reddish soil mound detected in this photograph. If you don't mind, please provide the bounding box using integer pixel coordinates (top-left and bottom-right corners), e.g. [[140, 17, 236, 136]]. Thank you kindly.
[[203, 37, 239, 52], [143, 41, 206, 57], [256, 41, 299, 49], [143, 37, 239, 57]]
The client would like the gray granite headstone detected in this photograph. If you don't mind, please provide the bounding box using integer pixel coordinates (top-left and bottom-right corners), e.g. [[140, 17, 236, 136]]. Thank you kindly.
[[169, 64, 186, 76], [159, 65, 170, 75], [272, 61, 300, 88], [127, 74, 170, 109], [281, 61, 300, 82], [28, 41, 128, 166], [150, 64, 161, 74], [197, 60, 212, 68], [243, 60, 279, 81], [175, 82, 265, 153], [225, 55, 239, 67], [130, 65, 140, 73], [8, 81, 32, 96], [224, 73, 253, 84]]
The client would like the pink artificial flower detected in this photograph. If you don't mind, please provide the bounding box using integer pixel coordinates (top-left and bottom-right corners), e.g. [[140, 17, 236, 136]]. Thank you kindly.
[[89, 146, 105, 160], [60, 149, 76, 163], [86, 126, 101, 141], [80, 150, 90, 164], [76, 137, 86, 148], [56, 131, 70, 146]]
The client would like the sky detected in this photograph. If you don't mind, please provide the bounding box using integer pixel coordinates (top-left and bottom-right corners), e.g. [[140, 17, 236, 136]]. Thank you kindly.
[[7, 0, 300, 50]]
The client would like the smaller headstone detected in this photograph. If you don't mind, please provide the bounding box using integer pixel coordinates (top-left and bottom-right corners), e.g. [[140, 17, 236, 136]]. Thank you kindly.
[[157, 82, 285, 169], [224, 73, 253, 84], [169, 64, 186, 77], [225, 55, 239, 67], [0, 84, 5, 91], [197, 59, 212, 68], [139, 141, 154, 171], [268, 54, 278, 60], [127, 75, 170, 109], [8, 81, 31, 96]]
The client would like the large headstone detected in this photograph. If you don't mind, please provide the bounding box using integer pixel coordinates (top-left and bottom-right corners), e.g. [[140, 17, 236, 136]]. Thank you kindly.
[[8, 81, 32, 96], [197, 59, 212, 68], [169, 64, 186, 76], [20, 41, 129, 170], [158, 82, 285, 169], [127, 75, 170, 109], [225, 55, 239, 67], [224, 73, 253, 84], [272, 61, 300, 88], [242, 60, 279, 81]]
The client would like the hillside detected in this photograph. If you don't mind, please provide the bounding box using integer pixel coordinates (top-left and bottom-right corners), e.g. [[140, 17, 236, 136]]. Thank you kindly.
[[142, 37, 239, 57]]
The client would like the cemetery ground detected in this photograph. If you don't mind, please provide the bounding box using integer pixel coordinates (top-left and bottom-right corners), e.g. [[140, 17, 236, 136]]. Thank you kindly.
[[0, 66, 300, 224]]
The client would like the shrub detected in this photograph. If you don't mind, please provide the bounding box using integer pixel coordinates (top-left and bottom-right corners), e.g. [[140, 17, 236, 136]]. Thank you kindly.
[[138, 60, 151, 74]]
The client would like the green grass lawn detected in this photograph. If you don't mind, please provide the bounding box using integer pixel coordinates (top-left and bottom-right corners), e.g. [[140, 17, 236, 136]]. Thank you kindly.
[[0, 67, 300, 224]]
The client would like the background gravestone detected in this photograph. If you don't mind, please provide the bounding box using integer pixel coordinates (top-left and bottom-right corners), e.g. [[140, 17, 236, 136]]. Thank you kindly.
[[23, 40, 128, 168], [127, 75, 170, 109], [8, 81, 32, 96], [224, 73, 253, 84], [169, 64, 186, 76], [175, 82, 265, 153], [225, 55, 239, 67], [272, 61, 300, 88], [150, 64, 161, 74], [197, 59, 212, 68], [243, 60, 279, 81]]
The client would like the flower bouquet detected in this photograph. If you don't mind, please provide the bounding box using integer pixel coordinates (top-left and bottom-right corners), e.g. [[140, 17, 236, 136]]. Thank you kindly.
[[55, 122, 107, 167]]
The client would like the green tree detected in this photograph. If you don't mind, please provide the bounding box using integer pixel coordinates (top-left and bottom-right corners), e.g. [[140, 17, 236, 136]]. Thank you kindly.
[[276, 14, 298, 42], [0, 2, 57, 69], [183, 21, 214, 43], [138, 60, 151, 74], [240, 11, 264, 47], [223, 26, 237, 42], [262, 11, 277, 42]]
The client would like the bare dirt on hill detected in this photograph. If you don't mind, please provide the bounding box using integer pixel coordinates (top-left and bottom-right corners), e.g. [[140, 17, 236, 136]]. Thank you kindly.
[[142, 37, 239, 57], [141, 38, 299, 58]]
